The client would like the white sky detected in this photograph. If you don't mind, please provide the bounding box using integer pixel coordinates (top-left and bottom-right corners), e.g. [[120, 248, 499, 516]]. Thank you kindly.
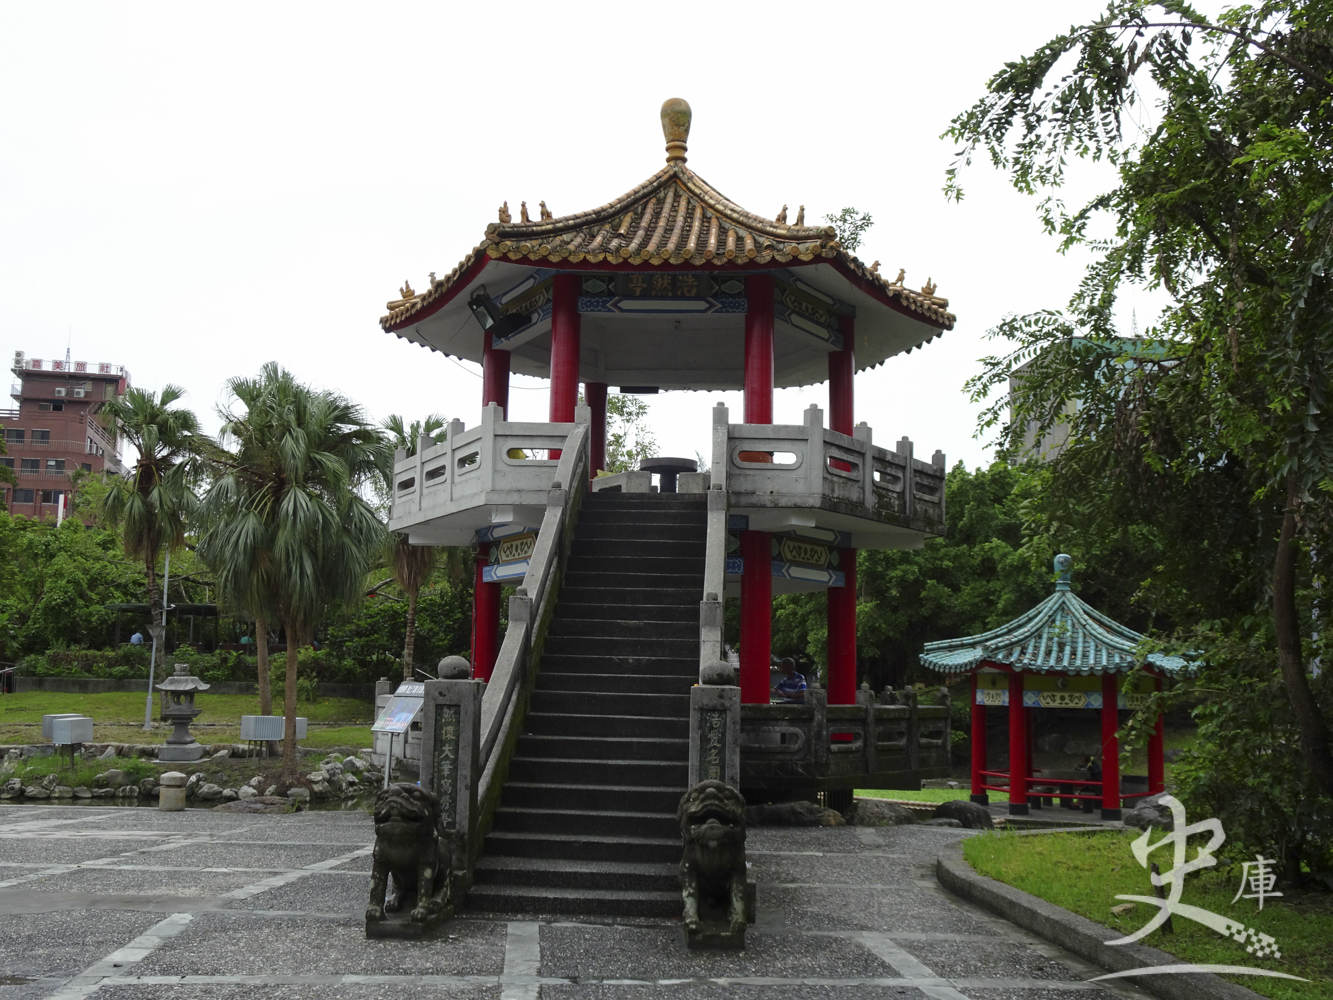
[[0, 1, 1170, 471]]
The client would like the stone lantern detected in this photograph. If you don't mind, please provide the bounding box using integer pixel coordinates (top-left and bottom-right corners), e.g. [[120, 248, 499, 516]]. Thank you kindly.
[[156, 663, 210, 762]]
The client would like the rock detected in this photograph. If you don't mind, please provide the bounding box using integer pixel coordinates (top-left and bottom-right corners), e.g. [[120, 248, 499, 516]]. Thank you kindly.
[[1123, 805, 1173, 831], [195, 782, 224, 801], [220, 788, 239, 802], [99, 745, 117, 759], [246, 776, 266, 790], [924, 818, 964, 827], [22, 786, 50, 799], [264, 785, 278, 797], [746, 801, 845, 827], [185, 772, 203, 798], [237, 785, 258, 800], [96, 769, 129, 789], [932, 799, 995, 830], [322, 761, 343, 778], [309, 782, 330, 800], [343, 756, 365, 773], [1163, 748, 1185, 762], [211, 749, 231, 759], [305, 772, 327, 784], [213, 797, 292, 814], [843, 798, 919, 827], [53, 786, 73, 798], [3, 777, 23, 797], [40, 773, 60, 791], [139, 778, 157, 797], [91, 787, 115, 799], [73, 786, 92, 799], [1062, 740, 1102, 757], [286, 787, 310, 801], [946, 781, 961, 789], [1111, 903, 1136, 915]]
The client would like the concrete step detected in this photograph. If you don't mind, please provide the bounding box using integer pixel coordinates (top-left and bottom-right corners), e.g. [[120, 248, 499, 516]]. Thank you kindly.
[[564, 555, 705, 576], [529, 690, 691, 718], [483, 829, 680, 864], [538, 653, 698, 676], [575, 522, 706, 542], [559, 586, 698, 607], [541, 635, 699, 659], [523, 711, 689, 740], [536, 672, 693, 695], [546, 616, 695, 639], [514, 734, 688, 762], [501, 782, 683, 813], [507, 756, 689, 786], [490, 805, 679, 839], [466, 882, 681, 918], [562, 571, 701, 593], [554, 602, 696, 623], [579, 509, 707, 526], [583, 494, 706, 510], [472, 855, 679, 892]]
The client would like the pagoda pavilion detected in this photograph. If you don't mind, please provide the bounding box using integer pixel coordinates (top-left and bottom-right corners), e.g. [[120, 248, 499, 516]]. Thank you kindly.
[[920, 555, 1188, 820], [384, 98, 953, 704], [380, 99, 957, 916]]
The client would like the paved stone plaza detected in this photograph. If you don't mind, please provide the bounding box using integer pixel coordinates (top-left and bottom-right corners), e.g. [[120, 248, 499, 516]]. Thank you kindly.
[[0, 805, 1153, 1000]]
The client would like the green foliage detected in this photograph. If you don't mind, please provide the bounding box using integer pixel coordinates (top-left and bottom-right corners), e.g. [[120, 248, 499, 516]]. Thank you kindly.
[[18, 645, 151, 679], [604, 394, 657, 474], [323, 584, 471, 679], [823, 207, 874, 253]]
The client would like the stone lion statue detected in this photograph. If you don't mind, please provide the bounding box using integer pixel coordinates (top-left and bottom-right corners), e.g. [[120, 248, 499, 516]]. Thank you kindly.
[[365, 783, 452, 926], [677, 779, 748, 935]]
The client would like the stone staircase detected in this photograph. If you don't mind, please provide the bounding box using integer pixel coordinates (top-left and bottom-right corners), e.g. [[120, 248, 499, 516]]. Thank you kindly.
[[467, 490, 706, 917]]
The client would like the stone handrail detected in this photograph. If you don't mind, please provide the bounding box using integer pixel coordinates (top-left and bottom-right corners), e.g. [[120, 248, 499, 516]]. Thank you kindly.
[[473, 420, 590, 855], [697, 403, 731, 676], [388, 403, 585, 534]]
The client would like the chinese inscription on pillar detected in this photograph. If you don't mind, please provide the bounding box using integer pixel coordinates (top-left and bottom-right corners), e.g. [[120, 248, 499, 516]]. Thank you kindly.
[[432, 704, 461, 829], [699, 710, 727, 783]]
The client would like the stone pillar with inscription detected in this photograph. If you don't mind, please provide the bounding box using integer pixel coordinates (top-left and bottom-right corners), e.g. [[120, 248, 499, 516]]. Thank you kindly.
[[420, 657, 484, 873], [689, 661, 741, 789]]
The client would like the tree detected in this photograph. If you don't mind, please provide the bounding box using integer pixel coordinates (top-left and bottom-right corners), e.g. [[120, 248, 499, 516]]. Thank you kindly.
[[0, 436, 16, 490], [823, 207, 874, 253], [604, 394, 657, 473], [381, 414, 443, 679], [100, 385, 209, 679], [947, 1, 1333, 793], [198, 363, 387, 779]]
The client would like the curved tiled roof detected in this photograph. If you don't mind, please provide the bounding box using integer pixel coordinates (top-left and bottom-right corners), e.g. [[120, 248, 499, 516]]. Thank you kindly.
[[918, 558, 1190, 678], [380, 161, 955, 333]]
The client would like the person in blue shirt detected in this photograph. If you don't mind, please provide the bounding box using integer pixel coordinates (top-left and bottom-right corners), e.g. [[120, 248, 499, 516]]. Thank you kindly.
[[772, 657, 806, 703], [129, 631, 144, 646]]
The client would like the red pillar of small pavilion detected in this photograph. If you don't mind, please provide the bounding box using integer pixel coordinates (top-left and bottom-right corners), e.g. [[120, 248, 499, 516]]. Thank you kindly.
[[739, 273, 774, 704], [1100, 672, 1122, 819], [1148, 675, 1166, 794], [585, 382, 608, 478], [970, 671, 988, 804], [472, 330, 511, 681], [826, 317, 857, 708], [1008, 670, 1028, 814], [548, 274, 581, 460]]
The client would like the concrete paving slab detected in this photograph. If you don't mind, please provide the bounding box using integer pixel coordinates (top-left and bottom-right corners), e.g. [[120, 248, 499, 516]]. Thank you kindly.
[[540, 923, 903, 980], [22, 867, 262, 896], [224, 872, 365, 914], [541, 986, 932, 1000], [147, 842, 367, 871], [132, 912, 508, 977], [899, 941, 1082, 981], [760, 885, 999, 934], [0, 910, 162, 979], [97, 984, 503, 1000]]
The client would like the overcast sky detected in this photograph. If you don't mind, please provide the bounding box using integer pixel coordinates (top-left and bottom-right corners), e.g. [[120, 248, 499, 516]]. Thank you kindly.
[[1, 1, 1168, 472]]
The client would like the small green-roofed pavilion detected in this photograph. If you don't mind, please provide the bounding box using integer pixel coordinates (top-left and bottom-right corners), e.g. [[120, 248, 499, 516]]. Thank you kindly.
[[919, 555, 1186, 819]]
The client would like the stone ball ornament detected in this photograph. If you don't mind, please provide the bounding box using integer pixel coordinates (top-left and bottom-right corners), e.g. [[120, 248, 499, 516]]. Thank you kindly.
[[437, 656, 472, 680], [699, 660, 736, 686]]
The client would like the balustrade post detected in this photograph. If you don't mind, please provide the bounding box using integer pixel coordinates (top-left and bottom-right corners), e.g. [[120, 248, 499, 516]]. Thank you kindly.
[[857, 685, 877, 777], [809, 683, 829, 776], [689, 667, 740, 789], [420, 661, 483, 872], [905, 687, 919, 774]]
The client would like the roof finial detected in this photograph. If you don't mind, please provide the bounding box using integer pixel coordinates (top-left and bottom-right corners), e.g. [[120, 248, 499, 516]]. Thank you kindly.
[[661, 98, 691, 163], [1054, 553, 1073, 591]]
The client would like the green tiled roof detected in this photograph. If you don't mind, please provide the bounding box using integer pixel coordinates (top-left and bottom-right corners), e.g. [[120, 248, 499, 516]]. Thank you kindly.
[[919, 555, 1190, 677]]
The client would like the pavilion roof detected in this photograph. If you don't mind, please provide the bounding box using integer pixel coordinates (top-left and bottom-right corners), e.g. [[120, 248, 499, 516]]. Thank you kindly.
[[918, 556, 1191, 678], [377, 100, 956, 391], [381, 161, 954, 333]]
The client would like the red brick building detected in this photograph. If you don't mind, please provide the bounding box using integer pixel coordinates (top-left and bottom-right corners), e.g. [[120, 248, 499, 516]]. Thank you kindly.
[[2, 351, 127, 518]]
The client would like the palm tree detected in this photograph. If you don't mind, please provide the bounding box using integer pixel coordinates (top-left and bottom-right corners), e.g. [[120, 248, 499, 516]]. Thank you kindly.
[[381, 414, 444, 680], [100, 385, 210, 679], [199, 363, 387, 779]]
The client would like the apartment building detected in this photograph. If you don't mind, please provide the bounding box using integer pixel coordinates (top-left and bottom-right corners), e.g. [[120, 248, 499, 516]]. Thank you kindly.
[[2, 351, 127, 517]]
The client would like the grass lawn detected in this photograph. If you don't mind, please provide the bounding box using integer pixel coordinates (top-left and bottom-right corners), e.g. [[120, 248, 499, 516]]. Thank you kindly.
[[0, 691, 375, 748], [856, 787, 1010, 804], [964, 830, 1333, 999]]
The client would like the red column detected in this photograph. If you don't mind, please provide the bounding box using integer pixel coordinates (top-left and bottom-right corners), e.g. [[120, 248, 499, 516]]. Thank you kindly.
[[585, 382, 608, 478], [1148, 675, 1165, 794], [1101, 672, 1122, 819], [740, 273, 775, 704], [828, 317, 855, 435], [1008, 670, 1028, 814], [1027, 708, 1040, 808], [471, 544, 500, 681], [548, 273, 581, 460], [739, 531, 772, 704], [482, 336, 511, 417], [970, 672, 988, 805]]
